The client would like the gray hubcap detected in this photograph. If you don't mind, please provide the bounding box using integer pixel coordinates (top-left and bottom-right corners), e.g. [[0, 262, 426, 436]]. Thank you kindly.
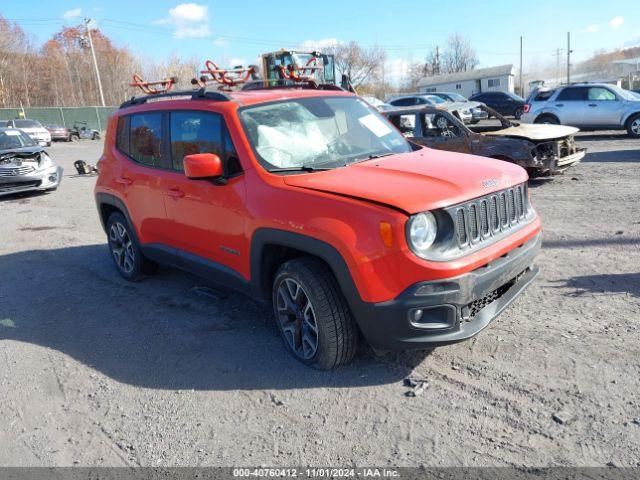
[[109, 222, 135, 274], [631, 119, 640, 135], [276, 278, 318, 359]]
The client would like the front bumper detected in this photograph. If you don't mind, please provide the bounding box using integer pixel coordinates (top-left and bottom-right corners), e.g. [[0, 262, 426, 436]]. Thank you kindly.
[[471, 110, 489, 121], [0, 166, 63, 196], [556, 149, 586, 169], [352, 233, 541, 351]]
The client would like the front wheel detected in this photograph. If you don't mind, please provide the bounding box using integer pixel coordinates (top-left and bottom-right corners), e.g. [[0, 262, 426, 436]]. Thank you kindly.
[[106, 212, 156, 281], [272, 258, 358, 370], [626, 114, 640, 138]]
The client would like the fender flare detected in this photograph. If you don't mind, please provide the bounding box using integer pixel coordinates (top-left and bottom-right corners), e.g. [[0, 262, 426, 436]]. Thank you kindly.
[[95, 192, 140, 243], [249, 228, 362, 309]]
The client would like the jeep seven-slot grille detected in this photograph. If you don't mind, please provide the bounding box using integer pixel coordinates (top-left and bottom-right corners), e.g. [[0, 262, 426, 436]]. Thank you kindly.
[[451, 183, 529, 249]]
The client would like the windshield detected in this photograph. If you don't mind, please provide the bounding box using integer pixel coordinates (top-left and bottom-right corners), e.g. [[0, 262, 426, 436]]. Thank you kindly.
[[446, 93, 468, 102], [240, 96, 412, 171], [0, 130, 37, 149], [610, 85, 640, 101], [13, 119, 42, 129], [424, 95, 446, 104], [507, 92, 525, 102]]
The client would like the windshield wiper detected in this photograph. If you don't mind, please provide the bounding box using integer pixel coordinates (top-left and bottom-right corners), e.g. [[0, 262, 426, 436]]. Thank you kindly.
[[267, 166, 333, 173], [348, 152, 394, 166]]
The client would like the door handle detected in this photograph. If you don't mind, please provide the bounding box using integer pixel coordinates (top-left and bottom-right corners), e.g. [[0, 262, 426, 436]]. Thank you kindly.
[[116, 176, 132, 185], [588, 104, 597, 107], [166, 188, 185, 198], [555, 103, 564, 107]]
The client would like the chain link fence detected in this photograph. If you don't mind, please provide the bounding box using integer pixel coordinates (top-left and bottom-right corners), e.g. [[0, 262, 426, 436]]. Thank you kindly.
[[0, 107, 116, 132]]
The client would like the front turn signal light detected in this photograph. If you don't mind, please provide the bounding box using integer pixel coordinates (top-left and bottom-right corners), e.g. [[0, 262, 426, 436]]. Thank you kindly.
[[379, 221, 393, 248]]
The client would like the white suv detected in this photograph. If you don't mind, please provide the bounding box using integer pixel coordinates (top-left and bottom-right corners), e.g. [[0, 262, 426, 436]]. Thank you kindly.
[[521, 83, 640, 137]]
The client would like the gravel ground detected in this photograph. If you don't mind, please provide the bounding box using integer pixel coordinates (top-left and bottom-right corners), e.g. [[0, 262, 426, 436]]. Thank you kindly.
[[0, 133, 638, 467]]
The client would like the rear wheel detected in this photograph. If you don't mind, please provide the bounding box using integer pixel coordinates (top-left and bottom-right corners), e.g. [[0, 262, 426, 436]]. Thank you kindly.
[[626, 114, 640, 138], [514, 107, 524, 120], [272, 257, 358, 370], [534, 114, 559, 125], [106, 212, 156, 281]]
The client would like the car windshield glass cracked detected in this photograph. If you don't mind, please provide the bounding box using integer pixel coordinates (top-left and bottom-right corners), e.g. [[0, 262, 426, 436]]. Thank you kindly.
[[240, 96, 411, 171]]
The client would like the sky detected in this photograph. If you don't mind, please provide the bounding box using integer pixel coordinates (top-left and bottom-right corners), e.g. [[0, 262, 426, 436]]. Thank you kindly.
[[4, 0, 640, 83]]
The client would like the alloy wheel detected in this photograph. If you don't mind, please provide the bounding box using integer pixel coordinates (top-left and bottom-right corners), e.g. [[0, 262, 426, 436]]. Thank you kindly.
[[109, 221, 135, 275], [632, 119, 640, 135], [275, 278, 319, 359]]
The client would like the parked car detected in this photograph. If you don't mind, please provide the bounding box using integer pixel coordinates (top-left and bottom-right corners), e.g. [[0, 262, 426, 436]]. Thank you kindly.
[[360, 95, 393, 112], [387, 94, 473, 123], [45, 124, 72, 142], [95, 84, 541, 369], [5, 119, 52, 146], [70, 121, 100, 140], [0, 120, 8, 127], [522, 83, 640, 137], [0, 127, 62, 196], [383, 105, 585, 177], [425, 92, 489, 123], [469, 91, 526, 119]]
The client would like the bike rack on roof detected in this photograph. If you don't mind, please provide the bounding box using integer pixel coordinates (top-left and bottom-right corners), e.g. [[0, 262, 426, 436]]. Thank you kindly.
[[192, 60, 260, 90], [130, 74, 179, 95]]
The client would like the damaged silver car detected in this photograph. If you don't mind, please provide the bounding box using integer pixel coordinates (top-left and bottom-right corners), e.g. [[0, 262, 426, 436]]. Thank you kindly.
[[0, 127, 63, 196]]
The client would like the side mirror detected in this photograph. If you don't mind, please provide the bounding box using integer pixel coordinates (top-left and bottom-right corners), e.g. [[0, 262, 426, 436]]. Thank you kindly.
[[183, 153, 223, 179]]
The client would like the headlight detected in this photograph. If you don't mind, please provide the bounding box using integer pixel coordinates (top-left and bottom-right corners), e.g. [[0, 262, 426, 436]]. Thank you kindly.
[[38, 153, 54, 169], [407, 212, 438, 256]]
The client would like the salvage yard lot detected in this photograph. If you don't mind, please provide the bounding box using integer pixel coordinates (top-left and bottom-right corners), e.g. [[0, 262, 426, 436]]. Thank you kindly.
[[0, 133, 639, 467]]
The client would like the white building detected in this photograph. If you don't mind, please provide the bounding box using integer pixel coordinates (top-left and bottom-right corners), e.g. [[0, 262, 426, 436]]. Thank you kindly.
[[417, 64, 515, 98]]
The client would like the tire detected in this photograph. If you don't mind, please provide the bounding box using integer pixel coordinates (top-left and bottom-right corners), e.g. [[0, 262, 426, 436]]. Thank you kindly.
[[66, 135, 72, 142], [71, 135, 78, 142], [514, 107, 523, 120], [626, 113, 640, 138], [272, 257, 358, 370], [534, 114, 560, 125], [106, 212, 156, 281], [46, 142, 52, 147]]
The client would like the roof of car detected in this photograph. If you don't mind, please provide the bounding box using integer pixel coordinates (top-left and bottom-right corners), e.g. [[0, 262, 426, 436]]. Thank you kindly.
[[381, 105, 446, 115], [120, 86, 354, 110], [228, 87, 354, 106]]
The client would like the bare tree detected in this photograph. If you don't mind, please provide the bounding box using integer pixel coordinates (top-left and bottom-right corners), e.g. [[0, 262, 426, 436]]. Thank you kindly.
[[330, 42, 386, 89], [442, 33, 478, 74]]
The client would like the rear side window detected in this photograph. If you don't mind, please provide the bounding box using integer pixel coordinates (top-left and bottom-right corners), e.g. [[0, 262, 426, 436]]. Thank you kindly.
[[534, 90, 556, 101], [116, 116, 128, 153], [390, 98, 414, 107], [557, 87, 587, 101], [130, 113, 162, 167], [169, 111, 223, 171]]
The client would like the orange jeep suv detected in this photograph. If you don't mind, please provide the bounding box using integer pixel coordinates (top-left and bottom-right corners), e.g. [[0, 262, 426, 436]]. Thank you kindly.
[[94, 84, 541, 369]]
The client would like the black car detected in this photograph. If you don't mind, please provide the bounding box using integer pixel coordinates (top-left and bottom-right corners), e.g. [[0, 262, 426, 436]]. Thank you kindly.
[[469, 91, 526, 118]]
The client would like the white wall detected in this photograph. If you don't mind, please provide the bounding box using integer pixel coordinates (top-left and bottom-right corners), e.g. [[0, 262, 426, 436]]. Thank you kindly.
[[420, 74, 514, 97]]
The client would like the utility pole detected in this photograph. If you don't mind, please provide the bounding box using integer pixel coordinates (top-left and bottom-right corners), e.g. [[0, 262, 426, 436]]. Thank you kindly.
[[519, 36, 523, 96], [85, 18, 106, 107], [553, 48, 564, 85], [566, 32, 572, 84]]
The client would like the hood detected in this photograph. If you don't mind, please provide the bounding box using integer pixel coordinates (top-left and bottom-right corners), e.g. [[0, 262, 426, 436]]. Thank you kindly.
[[283, 148, 528, 214], [0, 145, 43, 157], [442, 101, 471, 113], [484, 123, 578, 141]]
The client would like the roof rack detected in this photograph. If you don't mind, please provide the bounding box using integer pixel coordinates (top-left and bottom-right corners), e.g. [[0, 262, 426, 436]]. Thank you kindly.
[[240, 79, 345, 92], [119, 86, 231, 109], [130, 74, 178, 94]]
